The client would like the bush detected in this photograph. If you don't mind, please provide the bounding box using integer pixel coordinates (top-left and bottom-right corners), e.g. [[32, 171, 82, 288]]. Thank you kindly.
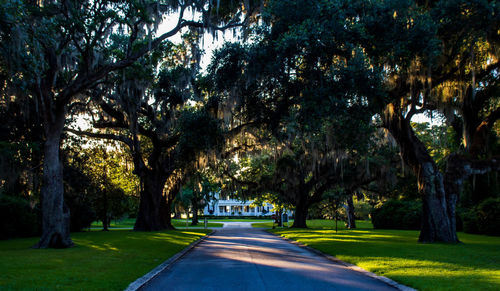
[[371, 200, 421, 230], [354, 199, 371, 220], [463, 198, 500, 236], [65, 193, 96, 232], [0, 195, 39, 239]]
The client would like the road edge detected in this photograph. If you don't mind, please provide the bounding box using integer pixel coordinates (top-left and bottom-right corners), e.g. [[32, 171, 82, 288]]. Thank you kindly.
[[267, 230, 417, 291], [124, 230, 215, 291]]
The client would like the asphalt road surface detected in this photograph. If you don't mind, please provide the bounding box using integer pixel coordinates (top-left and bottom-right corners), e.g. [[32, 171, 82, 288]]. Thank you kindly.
[[140, 222, 397, 291]]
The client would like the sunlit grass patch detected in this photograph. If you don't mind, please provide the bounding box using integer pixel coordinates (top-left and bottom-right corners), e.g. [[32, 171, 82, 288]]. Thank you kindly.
[[0, 230, 210, 290], [272, 227, 500, 290], [90, 218, 223, 229], [252, 219, 373, 229], [171, 219, 223, 228]]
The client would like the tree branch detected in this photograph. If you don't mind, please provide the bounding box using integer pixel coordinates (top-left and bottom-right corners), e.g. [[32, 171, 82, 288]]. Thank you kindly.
[[66, 128, 133, 149]]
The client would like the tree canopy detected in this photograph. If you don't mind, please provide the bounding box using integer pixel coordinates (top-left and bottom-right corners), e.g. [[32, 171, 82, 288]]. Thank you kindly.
[[1, 0, 499, 247]]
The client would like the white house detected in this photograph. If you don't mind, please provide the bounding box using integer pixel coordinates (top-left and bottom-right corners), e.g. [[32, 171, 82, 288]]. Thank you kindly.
[[203, 193, 278, 216]]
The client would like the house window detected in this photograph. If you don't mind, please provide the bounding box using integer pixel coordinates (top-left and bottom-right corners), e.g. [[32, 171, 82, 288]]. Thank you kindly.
[[245, 206, 250, 212], [219, 206, 225, 213]]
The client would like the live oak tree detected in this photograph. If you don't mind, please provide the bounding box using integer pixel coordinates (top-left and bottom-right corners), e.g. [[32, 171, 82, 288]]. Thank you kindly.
[[209, 0, 385, 228], [71, 36, 224, 230], [355, 0, 500, 242], [177, 171, 219, 225], [251, 0, 500, 242], [0, 0, 253, 248]]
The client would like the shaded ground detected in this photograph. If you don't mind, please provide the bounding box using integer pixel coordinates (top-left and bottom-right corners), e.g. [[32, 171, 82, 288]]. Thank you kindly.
[[141, 222, 396, 291]]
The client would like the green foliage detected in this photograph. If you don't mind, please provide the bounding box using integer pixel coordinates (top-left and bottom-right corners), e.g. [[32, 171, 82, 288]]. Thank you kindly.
[[463, 198, 500, 236], [64, 141, 139, 230], [177, 109, 223, 160], [353, 198, 372, 220], [371, 200, 422, 230], [412, 122, 459, 169], [0, 94, 43, 200], [0, 195, 39, 239]]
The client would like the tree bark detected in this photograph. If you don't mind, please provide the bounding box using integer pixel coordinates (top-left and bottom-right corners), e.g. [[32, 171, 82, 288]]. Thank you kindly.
[[292, 196, 309, 228], [384, 110, 458, 243], [346, 194, 356, 229], [164, 193, 175, 229], [34, 116, 73, 248], [134, 172, 168, 231], [191, 199, 199, 226], [418, 162, 457, 242], [102, 190, 109, 231]]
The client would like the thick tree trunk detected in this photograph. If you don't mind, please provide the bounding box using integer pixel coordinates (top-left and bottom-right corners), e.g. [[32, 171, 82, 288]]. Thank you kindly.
[[443, 154, 500, 238], [34, 119, 73, 248], [292, 197, 309, 228], [346, 194, 356, 229], [384, 109, 458, 243], [164, 194, 175, 229], [102, 191, 109, 231], [134, 172, 168, 231], [418, 162, 457, 242], [173, 207, 182, 219], [191, 200, 199, 226]]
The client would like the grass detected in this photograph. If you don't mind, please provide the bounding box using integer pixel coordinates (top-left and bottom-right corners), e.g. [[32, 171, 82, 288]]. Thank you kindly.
[[208, 218, 272, 222], [91, 218, 136, 228], [252, 219, 373, 229], [171, 219, 223, 228], [271, 221, 500, 291], [90, 218, 223, 229], [0, 229, 210, 290], [212, 218, 272, 222]]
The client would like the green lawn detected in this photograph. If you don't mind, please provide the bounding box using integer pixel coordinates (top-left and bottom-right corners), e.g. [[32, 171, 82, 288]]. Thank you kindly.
[[171, 219, 223, 228], [271, 223, 500, 291], [91, 218, 136, 228], [252, 219, 373, 229], [212, 219, 271, 222], [0, 230, 210, 290], [90, 218, 223, 229]]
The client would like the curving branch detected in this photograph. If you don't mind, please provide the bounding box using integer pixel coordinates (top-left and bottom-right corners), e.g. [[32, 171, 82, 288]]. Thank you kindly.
[[66, 128, 133, 149]]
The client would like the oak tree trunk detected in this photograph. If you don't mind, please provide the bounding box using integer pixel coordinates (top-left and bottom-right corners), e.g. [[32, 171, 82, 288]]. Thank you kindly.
[[134, 173, 168, 231], [164, 194, 174, 229], [292, 197, 309, 228], [346, 194, 356, 229], [191, 200, 199, 226], [34, 117, 73, 248], [277, 209, 283, 227], [102, 190, 109, 231], [418, 162, 457, 242], [384, 111, 458, 243]]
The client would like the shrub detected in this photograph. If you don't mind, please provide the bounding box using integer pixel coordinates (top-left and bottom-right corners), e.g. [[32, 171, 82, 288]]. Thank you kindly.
[[354, 199, 371, 220], [463, 198, 500, 236], [371, 200, 421, 230], [0, 195, 39, 239], [65, 193, 96, 232]]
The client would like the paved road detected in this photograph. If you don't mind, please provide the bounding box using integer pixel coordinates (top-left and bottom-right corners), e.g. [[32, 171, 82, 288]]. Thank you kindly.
[[141, 222, 396, 291]]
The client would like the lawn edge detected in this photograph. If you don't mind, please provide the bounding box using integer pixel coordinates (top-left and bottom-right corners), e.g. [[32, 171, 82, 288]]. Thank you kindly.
[[124, 230, 215, 291], [267, 230, 417, 291]]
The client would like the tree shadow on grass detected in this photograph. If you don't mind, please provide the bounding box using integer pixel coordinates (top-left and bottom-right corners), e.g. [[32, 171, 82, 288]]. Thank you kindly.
[[274, 229, 500, 274]]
